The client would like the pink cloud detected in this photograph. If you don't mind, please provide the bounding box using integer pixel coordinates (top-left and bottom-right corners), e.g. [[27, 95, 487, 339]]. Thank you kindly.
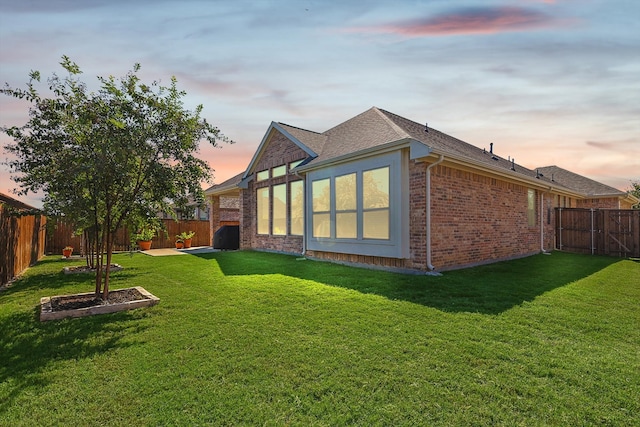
[[346, 7, 572, 37]]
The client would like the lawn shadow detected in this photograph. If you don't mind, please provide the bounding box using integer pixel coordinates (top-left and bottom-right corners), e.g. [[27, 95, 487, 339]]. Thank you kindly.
[[0, 307, 148, 414], [0, 257, 139, 297], [202, 251, 621, 315]]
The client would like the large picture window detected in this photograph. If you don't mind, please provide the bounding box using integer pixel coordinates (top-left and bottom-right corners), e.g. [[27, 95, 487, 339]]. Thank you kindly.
[[272, 184, 287, 235], [257, 187, 270, 234], [290, 181, 304, 236], [306, 151, 408, 259]]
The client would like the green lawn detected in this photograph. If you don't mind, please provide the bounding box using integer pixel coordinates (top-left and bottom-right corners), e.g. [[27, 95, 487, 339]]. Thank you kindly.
[[1, 251, 638, 426]]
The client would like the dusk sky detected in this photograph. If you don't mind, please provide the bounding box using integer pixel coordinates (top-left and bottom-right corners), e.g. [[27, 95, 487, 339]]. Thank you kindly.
[[1, 0, 639, 207]]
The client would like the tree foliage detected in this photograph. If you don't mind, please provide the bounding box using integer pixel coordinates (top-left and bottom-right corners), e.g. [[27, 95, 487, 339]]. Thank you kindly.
[[1, 56, 230, 298], [629, 181, 640, 209]]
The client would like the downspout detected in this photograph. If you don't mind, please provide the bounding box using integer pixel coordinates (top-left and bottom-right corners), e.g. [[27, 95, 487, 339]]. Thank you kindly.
[[426, 155, 445, 271]]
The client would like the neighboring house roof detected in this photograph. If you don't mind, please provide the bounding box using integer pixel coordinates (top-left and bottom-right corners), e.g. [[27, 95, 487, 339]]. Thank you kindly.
[[535, 165, 628, 198], [0, 192, 39, 211], [204, 171, 245, 196]]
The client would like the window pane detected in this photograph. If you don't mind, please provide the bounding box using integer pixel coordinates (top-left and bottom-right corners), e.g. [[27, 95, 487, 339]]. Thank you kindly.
[[290, 181, 304, 235], [289, 159, 304, 170], [256, 170, 269, 181], [363, 167, 389, 209], [527, 189, 536, 226], [336, 212, 357, 239], [273, 184, 287, 235], [363, 210, 389, 239], [313, 213, 331, 238], [335, 173, 356, 211], [272, 165, 286, 178], [257, 187, 270, 234], [312, 178, 331, 212]]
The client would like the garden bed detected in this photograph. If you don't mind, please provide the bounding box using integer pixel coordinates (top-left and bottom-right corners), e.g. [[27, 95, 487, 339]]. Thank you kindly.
[[40, 286, 159, 321], [63, 264, 123, 274]]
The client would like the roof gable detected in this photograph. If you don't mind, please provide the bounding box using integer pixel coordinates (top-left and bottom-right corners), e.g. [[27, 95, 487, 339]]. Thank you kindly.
[[315, 107, 410, 162], [242, 122, 320, 179]]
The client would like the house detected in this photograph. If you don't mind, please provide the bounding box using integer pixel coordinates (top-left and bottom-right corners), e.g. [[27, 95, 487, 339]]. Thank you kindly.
[[157, 196, 211, 221], [205, 107, 637, 272]]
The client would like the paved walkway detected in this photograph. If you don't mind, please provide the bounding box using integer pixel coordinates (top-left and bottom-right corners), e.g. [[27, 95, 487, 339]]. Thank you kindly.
[[141, 246, 219, 257]]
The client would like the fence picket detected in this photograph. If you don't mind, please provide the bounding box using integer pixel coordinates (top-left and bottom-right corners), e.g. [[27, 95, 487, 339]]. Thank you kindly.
[[555, 208, 639, 258]]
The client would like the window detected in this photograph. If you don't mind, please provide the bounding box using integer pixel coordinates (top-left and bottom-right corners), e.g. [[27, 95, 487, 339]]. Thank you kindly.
[[312, 178, 331, 238], [272, 184, 287, 235], [306, 151, 408, 259], [256, 170, 269, 181], [272, 165, 286, 178], [527, 189, 536, 227], [289, 159, 304, 170], [290, 181, 304, 235], [335, 173, 357, 238], [363, 167, 389, 239], [257, 187, 270, 234]]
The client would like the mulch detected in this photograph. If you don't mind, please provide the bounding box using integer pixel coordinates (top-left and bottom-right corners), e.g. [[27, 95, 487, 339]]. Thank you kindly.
[[49, 288, 146, 311]]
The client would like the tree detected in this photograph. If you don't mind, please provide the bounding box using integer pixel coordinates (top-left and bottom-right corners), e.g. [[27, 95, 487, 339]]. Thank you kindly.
[[629, 181, 640, 209], [2, 56, 230, 298]]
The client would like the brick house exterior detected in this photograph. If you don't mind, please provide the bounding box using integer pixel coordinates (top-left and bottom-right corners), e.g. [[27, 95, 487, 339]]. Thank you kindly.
[[206, 107, 637, 271]]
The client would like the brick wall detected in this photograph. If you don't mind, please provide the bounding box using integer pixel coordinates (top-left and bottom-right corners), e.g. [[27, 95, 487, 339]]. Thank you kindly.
[[242, 129, 306, 254], [428, 163, 553, 269], [240, 133, 559, 271]]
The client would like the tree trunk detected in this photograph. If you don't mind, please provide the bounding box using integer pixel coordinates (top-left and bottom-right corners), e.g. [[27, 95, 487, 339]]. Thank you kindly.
[[103, 229, 114, 300]]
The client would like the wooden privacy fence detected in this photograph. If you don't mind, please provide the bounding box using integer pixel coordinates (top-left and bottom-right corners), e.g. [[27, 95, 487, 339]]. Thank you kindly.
[[555, 208, 640, 258], [46, 219, 211, 255], [0, 207, 47, 286]]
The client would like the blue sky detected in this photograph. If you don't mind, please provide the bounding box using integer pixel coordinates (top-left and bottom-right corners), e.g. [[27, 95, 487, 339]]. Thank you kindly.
[[1, 0, 639, 207]]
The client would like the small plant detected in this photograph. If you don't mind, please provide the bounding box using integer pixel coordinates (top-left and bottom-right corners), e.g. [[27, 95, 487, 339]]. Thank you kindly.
[[62, 246, 73, 258], [134, 228, 156, 242], [176, 231, 195, 240]]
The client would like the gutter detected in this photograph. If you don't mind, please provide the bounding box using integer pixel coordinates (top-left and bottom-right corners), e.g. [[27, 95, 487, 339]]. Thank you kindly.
[[426, 155, 445, 271]]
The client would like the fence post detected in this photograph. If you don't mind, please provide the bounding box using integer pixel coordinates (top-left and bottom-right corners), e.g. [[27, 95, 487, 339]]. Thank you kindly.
[[558, 207, 563, 251], [590, 208, 595, 255]]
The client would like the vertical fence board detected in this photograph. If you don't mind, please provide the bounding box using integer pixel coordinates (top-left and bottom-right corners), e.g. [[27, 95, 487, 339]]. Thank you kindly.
[[555, 208, 639, 258], [0, 206, 47, 286], [46, 219, 211, 255]]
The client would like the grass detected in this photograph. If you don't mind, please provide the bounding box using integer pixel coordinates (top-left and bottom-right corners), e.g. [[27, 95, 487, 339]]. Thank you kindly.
[[1, 251, 638, 426]]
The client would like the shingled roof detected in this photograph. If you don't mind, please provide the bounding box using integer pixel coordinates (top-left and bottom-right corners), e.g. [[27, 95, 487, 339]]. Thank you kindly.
[[208, 107, 628, 199], [285, 107, 560, 187], [535, 165, 626, 197]]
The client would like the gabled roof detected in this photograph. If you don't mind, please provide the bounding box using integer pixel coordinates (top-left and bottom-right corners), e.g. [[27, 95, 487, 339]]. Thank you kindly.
[[208, 107, 628, 200], [277, 123, 327, 155], [299, 107, 567, 190], [535, 166, 627, 197], [315, 107, 411, 162], [242, 122, 321, 180]]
